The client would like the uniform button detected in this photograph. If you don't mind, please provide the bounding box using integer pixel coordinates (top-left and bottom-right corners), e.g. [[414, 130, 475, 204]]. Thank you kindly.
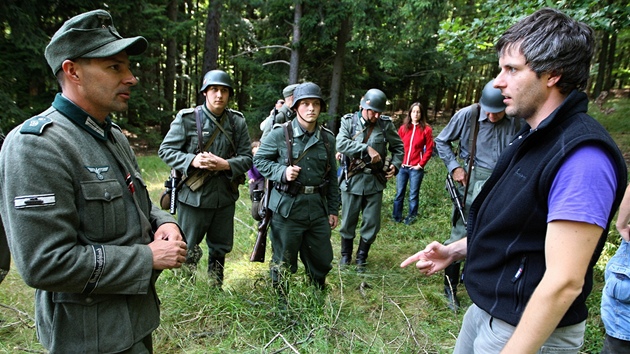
[[85, 297, 93, 304], [104, 191, 111, 201]]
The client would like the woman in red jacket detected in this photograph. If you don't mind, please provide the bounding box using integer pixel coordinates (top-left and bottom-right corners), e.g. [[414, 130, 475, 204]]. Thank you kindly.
[[392, 102, 434, 225]]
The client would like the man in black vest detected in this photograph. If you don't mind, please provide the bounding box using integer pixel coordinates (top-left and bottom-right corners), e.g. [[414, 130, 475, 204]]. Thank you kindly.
[[402, 8, 627, 353]]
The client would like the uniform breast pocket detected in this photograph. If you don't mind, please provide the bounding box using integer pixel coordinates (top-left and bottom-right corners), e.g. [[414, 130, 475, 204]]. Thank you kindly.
[[80, 180, 127, 242]]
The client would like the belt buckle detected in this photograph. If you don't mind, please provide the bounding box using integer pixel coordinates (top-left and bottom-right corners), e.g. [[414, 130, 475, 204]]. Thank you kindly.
[[304, 186, 315, 194], [364, 168, 372, 174]]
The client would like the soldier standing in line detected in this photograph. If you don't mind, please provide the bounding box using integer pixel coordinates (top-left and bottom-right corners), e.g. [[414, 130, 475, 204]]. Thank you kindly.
[[336, 88, 404, 272], [253, 82, 340, 298], [260, 84, 299, 141], [434, 79, 521, 310], [159, 69, 252, 287]]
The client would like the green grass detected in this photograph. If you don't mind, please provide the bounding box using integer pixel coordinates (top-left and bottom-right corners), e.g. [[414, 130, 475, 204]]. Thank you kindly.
[[1, 96, 629, 353]]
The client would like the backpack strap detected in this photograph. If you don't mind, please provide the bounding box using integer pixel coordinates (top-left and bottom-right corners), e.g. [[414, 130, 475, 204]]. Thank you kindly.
[[194, 107, 204, 153]]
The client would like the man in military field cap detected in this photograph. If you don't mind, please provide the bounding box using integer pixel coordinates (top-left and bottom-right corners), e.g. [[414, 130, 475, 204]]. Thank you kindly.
[[260, 83, 300, 140], [0, 9, 186, 353], [45, 9, 147, 75]]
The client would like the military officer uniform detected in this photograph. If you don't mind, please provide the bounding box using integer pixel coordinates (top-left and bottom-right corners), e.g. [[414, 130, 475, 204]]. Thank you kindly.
[[0, 94, 177, 353], [158, 101, 252, 281], [254, 113, 339, 288], [336, 90, 404, 269]]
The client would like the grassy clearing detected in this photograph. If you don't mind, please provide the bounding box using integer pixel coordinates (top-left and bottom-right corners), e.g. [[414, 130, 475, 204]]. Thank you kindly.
[[1, 96, 629, 353]]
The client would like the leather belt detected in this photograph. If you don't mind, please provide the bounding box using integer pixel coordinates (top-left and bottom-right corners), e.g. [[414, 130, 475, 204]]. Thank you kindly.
[[300, 185, 321, 194]]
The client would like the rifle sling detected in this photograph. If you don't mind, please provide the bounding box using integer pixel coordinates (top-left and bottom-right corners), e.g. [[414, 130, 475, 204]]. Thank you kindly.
[[462, 103, 480, 206], [282, 123, 331, 180]]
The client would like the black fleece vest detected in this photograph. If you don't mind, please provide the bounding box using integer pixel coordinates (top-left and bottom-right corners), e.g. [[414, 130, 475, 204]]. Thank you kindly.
[[465, 90, 627, 327]]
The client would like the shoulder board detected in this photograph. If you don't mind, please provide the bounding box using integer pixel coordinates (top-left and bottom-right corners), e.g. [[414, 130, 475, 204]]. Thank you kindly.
[[341, 113, 354, 120], [20, 116, 53, 135], [227, 109, 245, 118], [320, 125, 334, 136], [111, 122, 123, 132], [181, 107, 195, 115], [379, 115, 392, 121]]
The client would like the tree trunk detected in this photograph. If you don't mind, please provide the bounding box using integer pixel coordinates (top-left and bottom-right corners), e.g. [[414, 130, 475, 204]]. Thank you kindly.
[[604, 31, 617, 92], [289, 1, 301, 85], [593, 31, 609, 98], [327, 17, 352, 134], [199, 0, 220, 105], [163, 0, 178, 136]]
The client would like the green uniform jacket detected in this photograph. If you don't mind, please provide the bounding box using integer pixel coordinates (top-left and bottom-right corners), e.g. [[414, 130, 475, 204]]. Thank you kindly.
[[0, 94, 177, 353], [336, 112, 404, 195], [253, 119, 340, 219], [158, 105, 253, 209], [261, 104, 294, 141]]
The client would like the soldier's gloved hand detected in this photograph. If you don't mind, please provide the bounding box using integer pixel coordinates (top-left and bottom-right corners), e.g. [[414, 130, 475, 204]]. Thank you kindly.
[[285, 165, 301, 181], [366, 146, 381, 164]]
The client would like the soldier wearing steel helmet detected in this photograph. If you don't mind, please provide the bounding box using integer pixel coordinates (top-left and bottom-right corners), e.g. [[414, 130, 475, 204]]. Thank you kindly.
[[336, 88, 404, 273], [253, 82, 340, 296], [159, 69, 252, 287], [434, 79, 522, 310]]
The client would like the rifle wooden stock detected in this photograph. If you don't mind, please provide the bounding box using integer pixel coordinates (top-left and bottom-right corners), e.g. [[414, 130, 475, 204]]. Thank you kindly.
[[250, 211, 270, 262], [250, 179, 273, 262]]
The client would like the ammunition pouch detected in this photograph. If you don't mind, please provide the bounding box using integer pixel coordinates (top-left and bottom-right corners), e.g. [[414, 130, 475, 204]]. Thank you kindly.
[[275, 180, 302, 197]]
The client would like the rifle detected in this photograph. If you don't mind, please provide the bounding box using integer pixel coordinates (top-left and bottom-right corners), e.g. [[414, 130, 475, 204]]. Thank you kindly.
[[446, 173, 467, 227], [250, 178, 273, 262], [338, 154, 349, 184], [168, 169, 181, 214]]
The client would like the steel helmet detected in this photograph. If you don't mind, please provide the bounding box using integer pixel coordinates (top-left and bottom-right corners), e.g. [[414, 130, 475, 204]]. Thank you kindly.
[[199, 69, 234, 96], [360, 89, 387, 113], [479, 79, 506, 113], [291, 82, 326, 111]]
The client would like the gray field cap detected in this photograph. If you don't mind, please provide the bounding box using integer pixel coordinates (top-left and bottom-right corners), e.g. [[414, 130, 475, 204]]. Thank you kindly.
[[282, 84, 299, 98], [44, 9, 148, 75]]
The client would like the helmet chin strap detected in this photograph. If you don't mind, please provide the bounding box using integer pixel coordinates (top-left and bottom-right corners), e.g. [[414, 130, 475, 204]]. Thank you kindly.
[[296, 110, 316, 132]]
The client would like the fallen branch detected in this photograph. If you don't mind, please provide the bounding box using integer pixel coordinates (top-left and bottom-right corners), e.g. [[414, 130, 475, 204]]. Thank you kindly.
[[388, 298, 420, 347], [267, 326, 325, 353], [0, 303, 35, 329]]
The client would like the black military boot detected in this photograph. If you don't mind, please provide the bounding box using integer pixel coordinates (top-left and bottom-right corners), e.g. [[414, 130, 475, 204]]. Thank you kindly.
[[271, 267, 288, 311], [340, 238, 354, 267], [444, 262, 461, 311], [355, 239, 371, 273], [208, 256, 225, 288]]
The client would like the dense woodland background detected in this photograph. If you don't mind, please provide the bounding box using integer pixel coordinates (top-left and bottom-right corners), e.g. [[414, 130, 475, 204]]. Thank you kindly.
[[0, 0, 629, 145]]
